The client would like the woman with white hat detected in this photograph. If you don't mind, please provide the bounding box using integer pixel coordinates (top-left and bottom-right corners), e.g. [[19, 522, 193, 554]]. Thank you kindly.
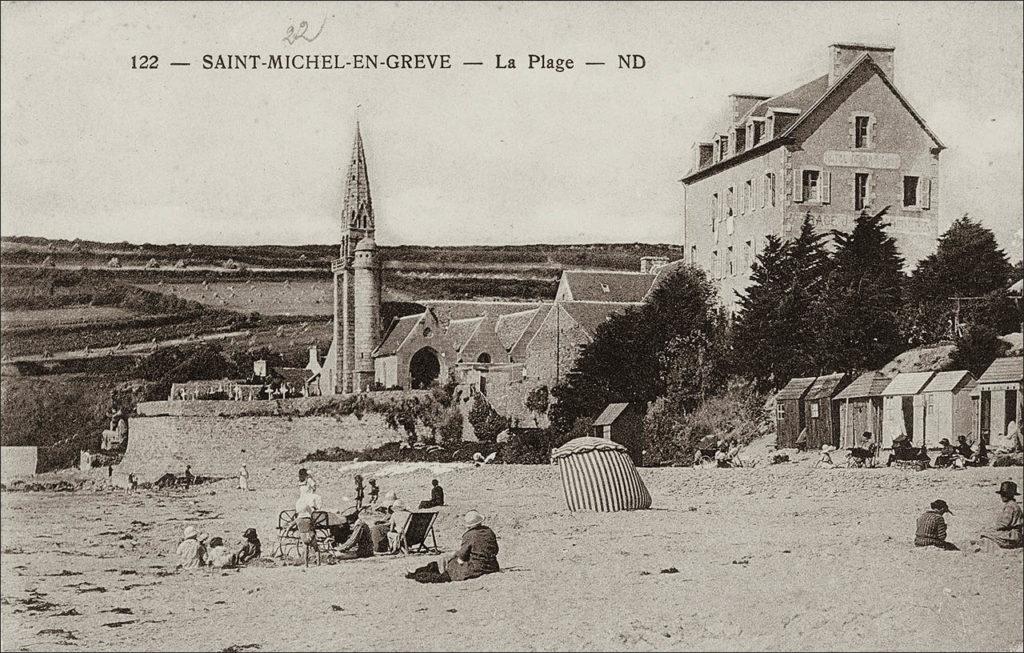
[[175, 525, 205, 570], [407, 510, 500, 583], [386, 500, 412, 553]]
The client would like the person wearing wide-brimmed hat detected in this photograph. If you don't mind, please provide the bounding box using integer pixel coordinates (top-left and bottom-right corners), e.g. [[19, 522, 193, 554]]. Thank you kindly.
[[332, 507, 373, 559], [237, 528, 261, 564], [406, 511, 500, 583], [980, 481, 1023, 549], [386, 499, 412, 553], [176, 525, 205, 570], [915, 500, 958, 550]]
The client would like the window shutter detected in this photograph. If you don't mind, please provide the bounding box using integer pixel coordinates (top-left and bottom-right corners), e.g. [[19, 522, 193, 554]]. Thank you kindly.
[[822, 171, 831, 204], [869, 174, 877, 207], [848, 115, 856, 149], [869, 116, 877, 148], [920, 178, 931, 210], [794, 169, 804, 203]]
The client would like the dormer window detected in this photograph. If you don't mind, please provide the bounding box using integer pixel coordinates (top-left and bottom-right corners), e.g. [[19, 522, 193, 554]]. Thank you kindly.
[[734, 127, 746, 154], [719, 135, 729, 161]]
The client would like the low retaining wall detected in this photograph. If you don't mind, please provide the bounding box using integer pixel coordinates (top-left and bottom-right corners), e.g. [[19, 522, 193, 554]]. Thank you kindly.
[[120, 395, 427, 481], [0, 446, 38, 483]]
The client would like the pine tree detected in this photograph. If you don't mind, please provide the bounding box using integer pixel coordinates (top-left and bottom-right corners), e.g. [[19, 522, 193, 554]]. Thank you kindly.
[[816, 208, 906, 373], [786, 214, 833, 375]]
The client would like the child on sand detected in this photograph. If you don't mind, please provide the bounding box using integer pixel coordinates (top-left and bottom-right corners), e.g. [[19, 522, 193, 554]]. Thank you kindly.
[[207, 537, 236, 569], [354, 474, 365, 511], [368, 478, 379, 505], [237, 528, 261, 564]]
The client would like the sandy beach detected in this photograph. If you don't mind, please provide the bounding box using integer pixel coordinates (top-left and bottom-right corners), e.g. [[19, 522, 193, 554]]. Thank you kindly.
[[2, 461, 1023, 652]]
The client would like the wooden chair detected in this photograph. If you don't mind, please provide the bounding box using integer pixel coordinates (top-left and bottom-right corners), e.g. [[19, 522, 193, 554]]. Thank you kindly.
[[396, 510, 440, 555]]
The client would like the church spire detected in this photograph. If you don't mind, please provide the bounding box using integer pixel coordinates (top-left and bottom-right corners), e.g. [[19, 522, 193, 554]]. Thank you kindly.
[[342, 122, 373, 236]]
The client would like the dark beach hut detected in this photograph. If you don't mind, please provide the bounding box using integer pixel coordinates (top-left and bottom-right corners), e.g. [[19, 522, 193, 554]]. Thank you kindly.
[[775, 376, 817, 448], [834, 372, 891, 448], [592, 402, 645, 466], [803, 373, 849, 450]]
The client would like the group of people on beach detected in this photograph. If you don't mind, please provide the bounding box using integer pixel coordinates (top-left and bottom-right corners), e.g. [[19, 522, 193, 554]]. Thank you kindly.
[[913, 480, 1023, 551], [176, 526, 262, 570], [283, 467, 499, 582]]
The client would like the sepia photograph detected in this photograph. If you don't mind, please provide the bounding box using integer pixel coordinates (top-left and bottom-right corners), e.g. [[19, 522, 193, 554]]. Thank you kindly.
[[1, 2, 1022, 651]]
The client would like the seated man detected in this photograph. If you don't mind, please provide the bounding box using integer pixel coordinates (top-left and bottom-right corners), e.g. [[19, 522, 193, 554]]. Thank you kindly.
[[418, 479, 445, 509], [915, 500, 958, 550], [406, 510, 499, 583], [332, 508, 374, 559], [956, 436, 974, 459], [979, 481, 1023, 549]]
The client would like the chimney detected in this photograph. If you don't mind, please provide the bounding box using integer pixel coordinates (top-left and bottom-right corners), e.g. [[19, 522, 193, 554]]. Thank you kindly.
[[829, 43, 894, 86], [640, 256, 669, 274], [693, 142, 714, 169], [729, 94, 770, 124], [306, 345, 321, 373]]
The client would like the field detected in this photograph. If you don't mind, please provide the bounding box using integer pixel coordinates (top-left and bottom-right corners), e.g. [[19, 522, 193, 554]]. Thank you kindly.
[[0, 307, 139, 328], [1, 462, 1022, 651], [136, 281, 333, 317]]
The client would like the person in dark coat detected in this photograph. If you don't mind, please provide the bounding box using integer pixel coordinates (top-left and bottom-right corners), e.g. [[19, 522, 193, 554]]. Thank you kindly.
[[332, 508, 374, 559], [915, 500, 958, 550], [406, 510, 499, 583], [934, 439, 957, 468], [980, 481, 1023, 549], [237, 528, 261, 564], [956, 436, 974, 459], [418, 479, 446, 509]]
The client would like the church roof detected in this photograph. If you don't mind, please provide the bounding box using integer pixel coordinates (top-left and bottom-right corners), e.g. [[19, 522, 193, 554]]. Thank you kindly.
[[560, 270, 657, 303], [495, 307, 542, 351], [422, 300, 541, 324], [374, 313, 421, 357], [447, 317, 484, 353], [560, 301, 637, 338], [342, 123, 373, 230]]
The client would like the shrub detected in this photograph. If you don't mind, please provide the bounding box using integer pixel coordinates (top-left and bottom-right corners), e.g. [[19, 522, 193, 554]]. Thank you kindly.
[[468, 396, 509, 443], [503, 428, 551, 464]]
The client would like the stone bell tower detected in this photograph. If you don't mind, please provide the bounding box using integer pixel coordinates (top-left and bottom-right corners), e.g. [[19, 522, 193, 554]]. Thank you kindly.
[[331, 123, 381, 393]]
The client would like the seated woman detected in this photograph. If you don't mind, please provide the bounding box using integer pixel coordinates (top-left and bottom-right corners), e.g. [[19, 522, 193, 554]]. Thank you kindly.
[[236, 528, 261, 564], [934, 439, 958, 468], [406, 511, 499, 583], [386, 500, 413, 553]]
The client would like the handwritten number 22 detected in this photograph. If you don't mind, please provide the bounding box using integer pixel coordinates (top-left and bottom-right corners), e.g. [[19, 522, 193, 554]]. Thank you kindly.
[[283, 16, 325, 45]]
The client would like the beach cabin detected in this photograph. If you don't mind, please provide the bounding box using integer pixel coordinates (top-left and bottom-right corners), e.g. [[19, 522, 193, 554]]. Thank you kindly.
[[834, 372, 891, 448], [803, 373, 849, 450], [592, 402, 644, 465], [881, 371, 936, 448], [776, 376, 817, 448], [973, 356, 1023, 449], [921, 370, 976, 445]]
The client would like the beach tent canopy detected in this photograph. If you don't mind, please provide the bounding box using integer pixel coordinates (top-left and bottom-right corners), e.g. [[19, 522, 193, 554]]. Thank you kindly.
[[551, 437, 652, 512]]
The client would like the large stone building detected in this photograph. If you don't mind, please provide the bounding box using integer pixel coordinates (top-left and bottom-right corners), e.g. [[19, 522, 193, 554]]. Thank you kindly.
[[315, 125, 676, 410], [681, 43, 945, 310]]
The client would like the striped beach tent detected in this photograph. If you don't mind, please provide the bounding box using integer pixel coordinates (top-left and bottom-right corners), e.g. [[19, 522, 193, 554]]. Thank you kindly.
[[551, 437, 652, 512]]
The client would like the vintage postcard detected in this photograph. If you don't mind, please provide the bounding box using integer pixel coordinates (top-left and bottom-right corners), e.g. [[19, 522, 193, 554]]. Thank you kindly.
[[1, 2, 1022, 651]]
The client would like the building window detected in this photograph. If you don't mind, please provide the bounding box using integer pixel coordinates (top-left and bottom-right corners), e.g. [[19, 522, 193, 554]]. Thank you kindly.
[[689, 245, 697, 265], [726, 186, 734, 218], [766, 172, 775, 206], [719, 136, 729, 161], [710, 193, 718, 231], [727, 246, 734, 276], [802, 169, 820, 202], [711, 249, 719, 279], [854, 115, 870, 148], [854, 172, 869, 211], [753, 120, 765, 145], [744, 240, 753, 266], [810, 403, 820, 418], [745, 180, 753, 213], [903, 175, 919, 207]]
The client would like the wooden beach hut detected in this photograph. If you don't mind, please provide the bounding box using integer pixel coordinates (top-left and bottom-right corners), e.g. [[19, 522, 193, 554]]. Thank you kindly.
[[921, 370, 976, 445], [803, 373, 849, 450], [775, 376, 817, 448], [592, 402, 644, 465], [972, 356, 1023, 449], [881, 371, 936, 449], [834, 372, 891, 448]]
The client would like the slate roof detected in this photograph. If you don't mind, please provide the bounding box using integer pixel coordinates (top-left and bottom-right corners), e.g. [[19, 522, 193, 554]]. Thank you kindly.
[[777, 376, 816, 401], [881, 371, 936, 396], [922, 370, 974, 394], [447, 317, 484, 353], [593, 403, 631, 426], [374, 314, 421, 357], [833, 372, 891, 400], [495, 308, 542, 351], [561, 271, 657, 303], [745, 75, 830, 120], [422, 301, 541, 323], [274, 367, 314, 386], [560, 301, 637, 338], [977, 357, 1024, 385]]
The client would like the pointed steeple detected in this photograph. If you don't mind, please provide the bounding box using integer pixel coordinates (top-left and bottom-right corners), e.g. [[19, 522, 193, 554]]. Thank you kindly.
[[342, 122, 373, 235]]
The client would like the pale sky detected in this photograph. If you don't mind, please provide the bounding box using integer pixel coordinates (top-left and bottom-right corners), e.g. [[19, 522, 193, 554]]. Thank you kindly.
[[1, 1, 1022, 260]]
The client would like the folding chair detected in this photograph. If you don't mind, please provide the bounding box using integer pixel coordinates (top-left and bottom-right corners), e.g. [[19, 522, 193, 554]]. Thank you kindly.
[[273, 509, 300, 558], [396, 509, 440, 554]]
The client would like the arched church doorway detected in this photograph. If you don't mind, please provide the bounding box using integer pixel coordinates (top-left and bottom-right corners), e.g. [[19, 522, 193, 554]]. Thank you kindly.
[[477, 353, 491, 364], [410, 347, 441, 389]]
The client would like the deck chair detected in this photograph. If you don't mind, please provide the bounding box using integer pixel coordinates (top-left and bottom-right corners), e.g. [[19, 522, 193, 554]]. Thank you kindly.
[[396, 509, 440, 555]]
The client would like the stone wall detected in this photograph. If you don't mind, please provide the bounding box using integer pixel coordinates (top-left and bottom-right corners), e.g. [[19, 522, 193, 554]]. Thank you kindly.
[[0, 446, 38, 482], [121, 394, 426, 482]]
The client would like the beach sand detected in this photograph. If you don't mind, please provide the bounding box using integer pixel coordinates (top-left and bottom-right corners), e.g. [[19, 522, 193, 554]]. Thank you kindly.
[[2, 462, 1022, 651]]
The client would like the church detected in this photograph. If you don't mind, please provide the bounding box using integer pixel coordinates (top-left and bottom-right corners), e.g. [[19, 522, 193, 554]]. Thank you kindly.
[[312, 124, 678, 419]]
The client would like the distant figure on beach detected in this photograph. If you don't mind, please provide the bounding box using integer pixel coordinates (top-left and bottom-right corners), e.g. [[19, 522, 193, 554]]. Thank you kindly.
[[368, 478, 380, 505], [354, 474, 365, 511], [915, 500, 958, 550], [979, 481, 1023, 549], [237, 528, 261, 564], [419, 479, 445, 509], [332, 508, 374, 559], [176, 526, 206, 570], [238, 464, 250, 491], [184, 465, 194, 489], [124, 473, 137, 495], [406, 510, 499, 584]]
